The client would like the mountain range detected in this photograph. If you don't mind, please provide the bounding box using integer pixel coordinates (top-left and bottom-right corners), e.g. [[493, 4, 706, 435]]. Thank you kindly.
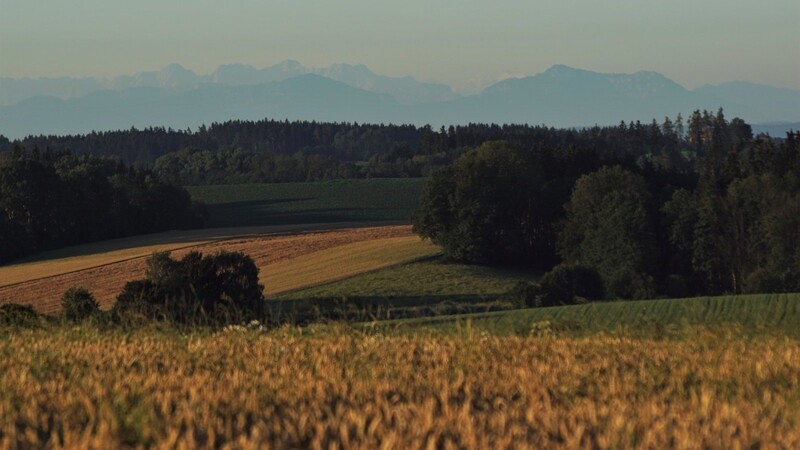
[[1, 62, 797, 139]]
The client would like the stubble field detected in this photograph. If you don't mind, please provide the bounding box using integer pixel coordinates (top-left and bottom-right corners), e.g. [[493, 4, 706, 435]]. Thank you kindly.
[[0, 225, 436, 314]]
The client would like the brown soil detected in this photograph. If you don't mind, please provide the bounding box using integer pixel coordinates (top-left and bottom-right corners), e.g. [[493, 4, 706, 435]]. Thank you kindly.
[[0, 225, 413, 314]]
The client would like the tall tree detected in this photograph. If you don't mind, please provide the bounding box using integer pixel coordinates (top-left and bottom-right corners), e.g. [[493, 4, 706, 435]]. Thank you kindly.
[[413, 141, 557, 267], [558, 166, 658, 299]]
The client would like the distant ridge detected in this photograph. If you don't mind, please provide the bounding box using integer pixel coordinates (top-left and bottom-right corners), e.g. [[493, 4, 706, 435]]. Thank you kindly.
[[0, 60, 451, 107], [1, 64, 797, 138]]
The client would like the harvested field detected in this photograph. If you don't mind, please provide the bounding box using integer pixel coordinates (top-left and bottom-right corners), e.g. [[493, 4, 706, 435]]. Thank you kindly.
[[0, 226, 428, 314], [1, 222, 403, 288], [0, 240, 214, 289], [264, 236, 439, 296]]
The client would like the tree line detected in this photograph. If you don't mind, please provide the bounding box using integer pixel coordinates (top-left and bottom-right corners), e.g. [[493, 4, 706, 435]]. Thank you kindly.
[[414, 110, 800, 299], [0, 148, 206, 263], [0, 115, 754, 184]]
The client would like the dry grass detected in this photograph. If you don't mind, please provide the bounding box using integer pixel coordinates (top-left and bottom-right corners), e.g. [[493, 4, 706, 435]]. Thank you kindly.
[[0, 226, 427, 314], [264, 236, 440, 296], [1, 325, 798, 449]]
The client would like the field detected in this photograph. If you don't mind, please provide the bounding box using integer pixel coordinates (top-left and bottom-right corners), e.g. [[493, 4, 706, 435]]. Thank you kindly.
[[3, 187, 800, 448], [186, 178, 425, 227], [265, 236, 438, 296], [394, 293, 800, 337], [0, 226, 433, 314], [278, 257, 538, 300], [1, 325, 798, 449]]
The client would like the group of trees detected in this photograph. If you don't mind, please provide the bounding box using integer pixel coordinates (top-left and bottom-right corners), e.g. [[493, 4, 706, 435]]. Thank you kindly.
[[3, 116, 724, 185], [415, 110, 800, 301], [0, 148, 206, 263], [1, 251, 265, 327], [113, 251, 265, 324]]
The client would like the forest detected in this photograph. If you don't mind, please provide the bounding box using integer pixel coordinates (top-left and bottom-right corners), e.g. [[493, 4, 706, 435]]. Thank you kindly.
[[414, 111, 799, 298], [0, 148, 205, 263], [1, 110, 798, 299], [0, 114, 749, 183]]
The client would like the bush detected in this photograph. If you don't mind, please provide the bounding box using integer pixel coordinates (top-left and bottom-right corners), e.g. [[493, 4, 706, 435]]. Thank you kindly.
[[112, 280, 162, 323], [62, 287, 100, 322], [0, 303, 43, 328], [112, 250, 266, 325], [511, 264, 605, 308]]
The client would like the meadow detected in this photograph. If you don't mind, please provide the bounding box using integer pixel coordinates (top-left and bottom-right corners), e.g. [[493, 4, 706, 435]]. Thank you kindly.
[[1, 324, 798, 449], [186, 178, 425, 227], [393, 293, 800, 338]]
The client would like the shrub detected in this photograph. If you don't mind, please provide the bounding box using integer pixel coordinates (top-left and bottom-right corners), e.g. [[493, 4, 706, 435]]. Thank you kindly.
[[511, 264, 605, 308], [0, 303, 43, 328], [112, 250, 266, 325], [112, 280, 163, 323], [62, 287, 100, 322]]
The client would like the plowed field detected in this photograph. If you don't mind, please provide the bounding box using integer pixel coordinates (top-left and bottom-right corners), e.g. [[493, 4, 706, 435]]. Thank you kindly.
[[0, 225, 437, 314]]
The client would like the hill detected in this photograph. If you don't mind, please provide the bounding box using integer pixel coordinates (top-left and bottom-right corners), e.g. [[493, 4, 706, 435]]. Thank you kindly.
[[0, 225, 429, 314], [185, 178, 425, 228], [393, 293, 800, 336]]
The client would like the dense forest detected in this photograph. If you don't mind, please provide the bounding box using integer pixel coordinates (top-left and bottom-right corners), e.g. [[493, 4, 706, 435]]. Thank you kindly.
[[414, 110, 800, 298], [0, 114, 757, 183], [0, 148, 205, 263]]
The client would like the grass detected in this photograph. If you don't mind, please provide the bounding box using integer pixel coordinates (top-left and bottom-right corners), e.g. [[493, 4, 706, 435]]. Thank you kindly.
[[263, 236, 441, 296], [185, 178, 425, 227], [278, 257, 538, 300], [1, 324, 799, 448], [390, 292, 800, 337], [266, 256, 537, 324]]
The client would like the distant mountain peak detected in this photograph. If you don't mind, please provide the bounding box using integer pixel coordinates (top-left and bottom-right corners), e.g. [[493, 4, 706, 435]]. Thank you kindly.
[[160, 63, 190, 72], [541, 64, 589, 77], [157, 64, 197, 85], [276, 59, 306, 71]]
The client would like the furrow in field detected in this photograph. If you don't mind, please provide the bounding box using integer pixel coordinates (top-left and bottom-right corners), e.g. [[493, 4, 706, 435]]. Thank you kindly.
[[0, 226, 422, 314], [264, 236, 440, 296]]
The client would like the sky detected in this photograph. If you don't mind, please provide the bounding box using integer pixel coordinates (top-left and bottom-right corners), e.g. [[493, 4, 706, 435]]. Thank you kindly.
[[1, 0, 798, 92]]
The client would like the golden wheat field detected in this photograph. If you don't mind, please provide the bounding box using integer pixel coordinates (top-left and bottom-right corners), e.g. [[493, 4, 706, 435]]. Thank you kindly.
[[1, 325, 798, 449], [0, 226, 435, 314]]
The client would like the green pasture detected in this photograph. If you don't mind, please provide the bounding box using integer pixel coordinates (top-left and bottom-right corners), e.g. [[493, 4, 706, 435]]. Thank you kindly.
[[186, 178, 425, 227], [267, 257, 538, 323], [388, 293, 800, 337], [277, 257, 538, 300], [272, 256, 800, 336]]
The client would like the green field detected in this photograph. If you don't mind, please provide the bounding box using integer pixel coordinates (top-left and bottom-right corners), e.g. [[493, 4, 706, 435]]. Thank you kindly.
[[265, 257, 537, 323], [278, 257, 538, 300], [186, 178, 425, 227], [273, 256, 800, 334], [388, 293, 800, 337]]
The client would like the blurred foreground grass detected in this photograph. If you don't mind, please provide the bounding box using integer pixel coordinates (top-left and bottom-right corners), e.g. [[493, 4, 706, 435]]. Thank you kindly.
[[1, 323, 798, 449]]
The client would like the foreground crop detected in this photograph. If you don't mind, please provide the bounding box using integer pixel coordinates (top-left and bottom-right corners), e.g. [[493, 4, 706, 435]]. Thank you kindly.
[[1, 326, 798, 449]]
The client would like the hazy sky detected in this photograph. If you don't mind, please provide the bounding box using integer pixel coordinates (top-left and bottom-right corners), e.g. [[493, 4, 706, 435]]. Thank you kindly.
[[1, 0, 798, 91]]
